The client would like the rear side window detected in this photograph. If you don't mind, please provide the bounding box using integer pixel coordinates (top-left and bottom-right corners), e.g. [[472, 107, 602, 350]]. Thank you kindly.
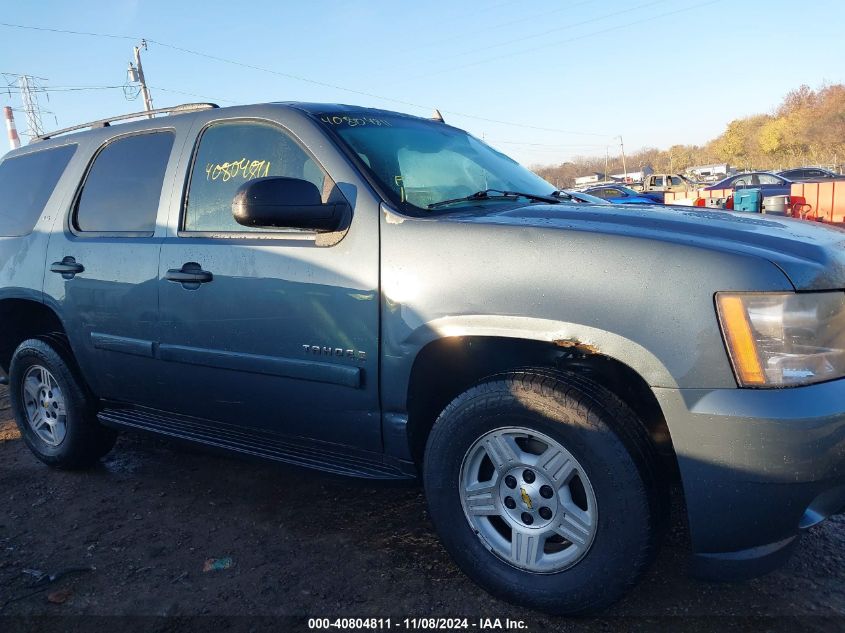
[[0, 144, 76, 236], [74, 131, 174, 233]]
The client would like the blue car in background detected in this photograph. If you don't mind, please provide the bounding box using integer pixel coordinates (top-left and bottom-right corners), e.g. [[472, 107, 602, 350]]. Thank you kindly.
[[582, 184, 660, 205], [705, 172, 793, 197], [777, 167, 845, 182]]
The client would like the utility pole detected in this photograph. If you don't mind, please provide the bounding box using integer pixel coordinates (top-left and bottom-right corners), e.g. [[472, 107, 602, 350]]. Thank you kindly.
[[618, 135, 628, 182], [128, 40, 154, 116], [605, 146, 609, 183]]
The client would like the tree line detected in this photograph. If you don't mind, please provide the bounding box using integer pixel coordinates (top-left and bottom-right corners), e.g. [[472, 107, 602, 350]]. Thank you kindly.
[[533, 84, 845, 187]]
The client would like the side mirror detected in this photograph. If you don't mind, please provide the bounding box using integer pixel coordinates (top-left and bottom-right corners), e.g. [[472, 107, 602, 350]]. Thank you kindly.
[[232, 177, 348, 232]]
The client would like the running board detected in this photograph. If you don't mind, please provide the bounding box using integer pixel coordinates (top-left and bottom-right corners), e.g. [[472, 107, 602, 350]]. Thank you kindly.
[[98, 406, 416, 480]]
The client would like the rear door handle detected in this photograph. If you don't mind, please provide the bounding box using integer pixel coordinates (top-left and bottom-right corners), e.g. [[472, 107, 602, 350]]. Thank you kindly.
[[50, 257, 84, 279], [165, 262, 213, 287]]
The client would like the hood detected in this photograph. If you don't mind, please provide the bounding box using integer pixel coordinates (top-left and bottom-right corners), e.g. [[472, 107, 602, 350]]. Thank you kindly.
[[440, 203, 845, 291]]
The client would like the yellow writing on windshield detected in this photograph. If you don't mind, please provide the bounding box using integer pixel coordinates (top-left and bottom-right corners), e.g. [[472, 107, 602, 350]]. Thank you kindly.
[[394, 175, 406, 202], [320, 115, 392, 128], [205, 158, 271, 182]]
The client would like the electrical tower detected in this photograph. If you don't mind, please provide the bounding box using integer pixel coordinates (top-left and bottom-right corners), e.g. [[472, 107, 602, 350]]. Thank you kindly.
[[1, 73, 53, 140], [19, 75, 45, 137]]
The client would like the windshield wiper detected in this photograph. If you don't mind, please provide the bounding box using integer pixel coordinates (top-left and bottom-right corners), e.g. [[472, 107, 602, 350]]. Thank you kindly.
[[428, 189, 561, 210]]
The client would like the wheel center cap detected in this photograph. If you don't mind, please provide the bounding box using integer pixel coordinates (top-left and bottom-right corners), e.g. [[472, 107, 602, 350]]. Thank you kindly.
[[519, 487, 533, 510]]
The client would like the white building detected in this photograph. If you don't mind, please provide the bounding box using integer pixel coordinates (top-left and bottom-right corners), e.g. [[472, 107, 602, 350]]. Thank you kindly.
[[574, 173, 605, 186], [687, 163, 731, 180]]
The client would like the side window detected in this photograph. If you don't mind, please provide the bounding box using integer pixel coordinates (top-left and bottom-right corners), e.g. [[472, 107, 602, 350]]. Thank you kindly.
[[184, 121, 327, 232], [600, 188, 622, 199], [0, 144, 76, 237], [652, 176, 664, 187], [670, 176, 683, 186], [75, 132, 174, 233], [757, 174, 780, 185]]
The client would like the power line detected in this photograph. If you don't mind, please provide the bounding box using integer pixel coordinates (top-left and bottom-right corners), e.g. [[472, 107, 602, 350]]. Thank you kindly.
[[388, 0, 597, 57], [3, 85, 125, 92], [382, 0, 664, 85], [391, 0, 720, 85], [0, 20, 615, 138], [151, 86, 237, 104], [2, 82, 235, 104], [488, 140, 610, 148], [0, 23, 135, 40]]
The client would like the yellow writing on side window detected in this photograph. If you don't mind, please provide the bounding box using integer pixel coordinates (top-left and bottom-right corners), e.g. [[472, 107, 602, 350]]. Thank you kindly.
[[205, 158, 271, 182]]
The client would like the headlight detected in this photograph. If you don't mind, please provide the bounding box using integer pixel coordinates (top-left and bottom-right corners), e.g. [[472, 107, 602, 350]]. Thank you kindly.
[[716, 292, 845, 387]]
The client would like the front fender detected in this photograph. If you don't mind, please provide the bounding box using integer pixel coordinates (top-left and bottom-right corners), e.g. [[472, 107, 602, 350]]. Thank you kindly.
[[402, 314, 676, 388], [379, 312, 678, 422]]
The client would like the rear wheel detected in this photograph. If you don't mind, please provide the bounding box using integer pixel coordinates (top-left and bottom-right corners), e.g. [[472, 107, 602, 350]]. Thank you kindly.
[[9, 337, 116, 469], [423, 370, 664, 615]]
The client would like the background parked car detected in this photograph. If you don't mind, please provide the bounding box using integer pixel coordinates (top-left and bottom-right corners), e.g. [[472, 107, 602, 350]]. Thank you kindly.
[[582, 184, 660, 204], [706, 172, 793, 215], [559, 189, 608, 204], [705, 171, 793, 197], [777, 167, 845, 181], [632, 173, 698, 203]]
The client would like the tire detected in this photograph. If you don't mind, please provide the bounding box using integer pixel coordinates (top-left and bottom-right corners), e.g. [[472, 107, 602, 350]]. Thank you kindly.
[[423, 369, 664, 615], [8, 337, 116, 469]]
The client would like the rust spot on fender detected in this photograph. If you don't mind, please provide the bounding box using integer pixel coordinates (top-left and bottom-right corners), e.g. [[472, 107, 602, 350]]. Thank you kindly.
[[553, 339, 600, 355], [383, 208, 405, 224]]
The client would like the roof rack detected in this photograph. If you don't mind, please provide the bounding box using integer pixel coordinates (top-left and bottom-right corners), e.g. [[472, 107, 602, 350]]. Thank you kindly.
[[34, 102, 219, 141]]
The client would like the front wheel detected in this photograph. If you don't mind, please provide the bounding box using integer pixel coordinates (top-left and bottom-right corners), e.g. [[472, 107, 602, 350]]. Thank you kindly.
[[423, 370, 664, 615]]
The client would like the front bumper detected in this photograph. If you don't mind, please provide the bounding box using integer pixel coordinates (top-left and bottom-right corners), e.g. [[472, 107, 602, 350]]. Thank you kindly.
[[654, 380, 845, 580]]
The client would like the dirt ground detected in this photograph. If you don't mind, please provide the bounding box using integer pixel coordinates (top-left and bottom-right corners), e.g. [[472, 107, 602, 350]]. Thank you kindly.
[[1, 384, 844, 632]]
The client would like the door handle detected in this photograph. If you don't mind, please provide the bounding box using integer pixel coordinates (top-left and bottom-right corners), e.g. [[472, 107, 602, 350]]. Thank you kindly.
[[165, 262, 213, 287], [50, 256, 84, 279]]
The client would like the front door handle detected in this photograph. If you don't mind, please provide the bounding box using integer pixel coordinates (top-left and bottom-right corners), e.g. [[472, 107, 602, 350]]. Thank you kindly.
[[50, 256, 84, 279], [165, 262, 214, 287]]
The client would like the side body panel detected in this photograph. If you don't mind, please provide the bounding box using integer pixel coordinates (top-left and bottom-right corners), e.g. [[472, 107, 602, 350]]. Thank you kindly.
[[41, 119, 196, 405], [155, 106, 384, 450]]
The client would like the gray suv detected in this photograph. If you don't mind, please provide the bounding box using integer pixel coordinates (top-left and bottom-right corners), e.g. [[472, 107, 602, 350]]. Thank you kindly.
[[1, 102, 844, 615]]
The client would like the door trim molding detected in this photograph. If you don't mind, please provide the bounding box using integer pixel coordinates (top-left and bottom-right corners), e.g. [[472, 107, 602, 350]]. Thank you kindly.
[[90, 333, 362, 388], [158, 343, 362, 388], [91, 332, 155, 357]]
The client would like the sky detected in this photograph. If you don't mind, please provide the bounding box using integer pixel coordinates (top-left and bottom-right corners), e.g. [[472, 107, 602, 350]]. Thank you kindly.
[[1, 0, 844, 167]]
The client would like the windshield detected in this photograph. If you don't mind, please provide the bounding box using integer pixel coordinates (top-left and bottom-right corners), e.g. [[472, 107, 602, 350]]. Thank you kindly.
[[315, 111, 555, 214]]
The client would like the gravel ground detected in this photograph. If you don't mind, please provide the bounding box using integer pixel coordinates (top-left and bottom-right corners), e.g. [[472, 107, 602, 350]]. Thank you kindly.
[[1, 384, 844, 632]]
